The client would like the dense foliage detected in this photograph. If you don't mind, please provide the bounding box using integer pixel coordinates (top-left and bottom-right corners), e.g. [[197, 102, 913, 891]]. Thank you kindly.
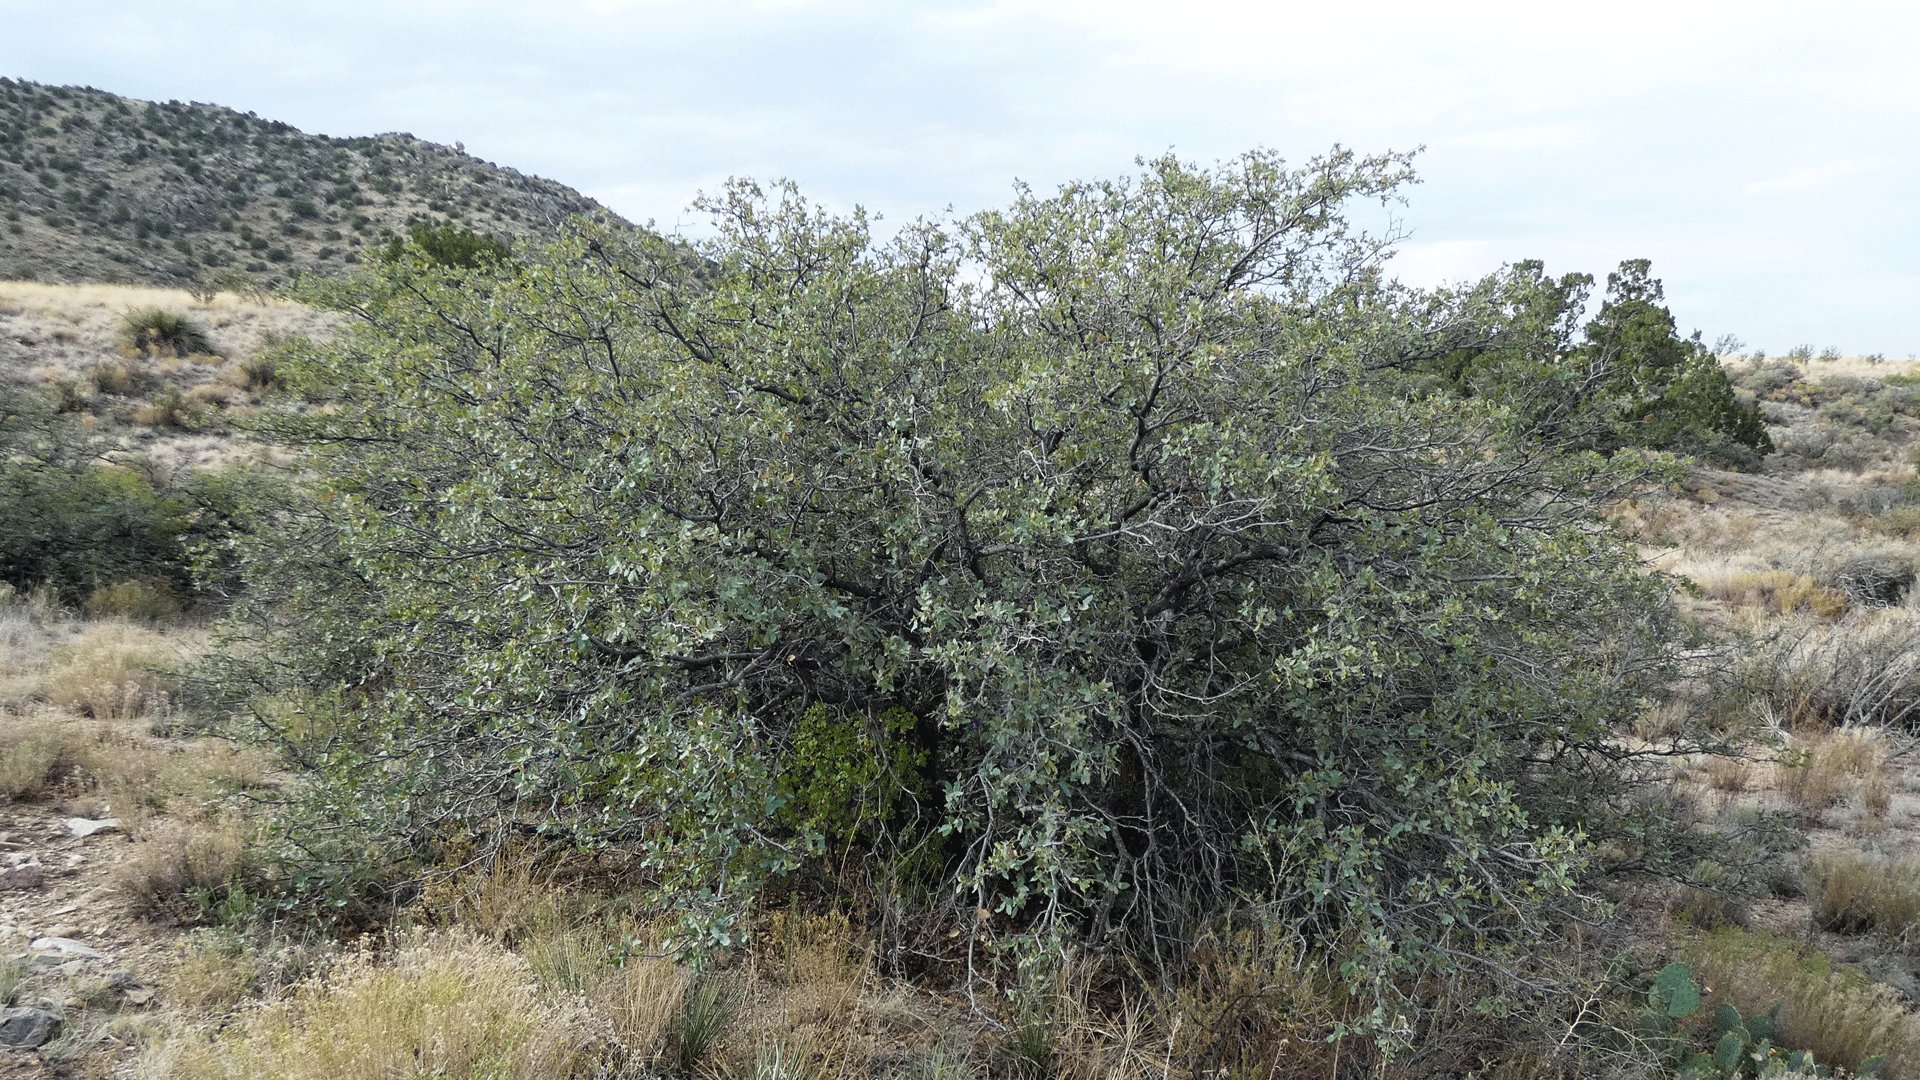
[[1419, 258, 1773, 466], [236, 150, 1744, 987], [0, 384, 254, 604]]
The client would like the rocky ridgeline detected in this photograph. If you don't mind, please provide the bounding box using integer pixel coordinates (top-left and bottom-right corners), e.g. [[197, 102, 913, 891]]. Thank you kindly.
[[0, 77, 626, 289]]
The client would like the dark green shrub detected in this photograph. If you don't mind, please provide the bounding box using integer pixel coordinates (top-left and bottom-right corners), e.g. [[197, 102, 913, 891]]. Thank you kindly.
[[121, 308, 213, 357], [378, 221, 509, 268]]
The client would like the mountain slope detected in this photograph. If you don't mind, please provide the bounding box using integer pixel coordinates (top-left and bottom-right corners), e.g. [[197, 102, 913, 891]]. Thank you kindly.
[[0, 78, 623, 288]]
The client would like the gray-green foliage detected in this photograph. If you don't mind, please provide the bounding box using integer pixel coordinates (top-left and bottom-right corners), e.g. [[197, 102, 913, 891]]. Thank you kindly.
[[235, 149, 1701, 979]]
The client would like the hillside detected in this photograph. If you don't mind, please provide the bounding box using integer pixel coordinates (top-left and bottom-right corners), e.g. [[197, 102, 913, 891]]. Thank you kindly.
[[0, 78, 622, 290]]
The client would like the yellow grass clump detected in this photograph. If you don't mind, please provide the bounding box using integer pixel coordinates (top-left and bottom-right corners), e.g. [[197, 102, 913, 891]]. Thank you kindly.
[[40, 620, 181, 720], [1778, 727, 1892, 812], [1703, 569, 1849, 619], [148, 932, 608, 1080]]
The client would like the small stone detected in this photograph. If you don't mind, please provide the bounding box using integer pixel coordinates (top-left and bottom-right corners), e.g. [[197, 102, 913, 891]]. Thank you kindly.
[[0, 1007, 59, 1048], [29, 937, 102, 959], [64, 818, 122, 839], [0, 865, 41, 891]]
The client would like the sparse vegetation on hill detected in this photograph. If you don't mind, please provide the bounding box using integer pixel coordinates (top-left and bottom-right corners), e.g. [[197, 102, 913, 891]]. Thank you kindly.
[[0, 77, 622, 291]]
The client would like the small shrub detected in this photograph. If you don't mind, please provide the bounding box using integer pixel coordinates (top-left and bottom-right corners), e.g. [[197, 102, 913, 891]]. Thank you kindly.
[[86, 359, 144, 394], [133, 385, 199, 429], [112, 816, 245, 919], [83, 579, 183, 621], [120, 308, 212, 357], [238, 352, 281, 392]]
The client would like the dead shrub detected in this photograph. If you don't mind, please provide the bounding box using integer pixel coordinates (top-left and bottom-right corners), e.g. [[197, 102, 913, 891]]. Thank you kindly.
[[1760, 612, 1920, 728]]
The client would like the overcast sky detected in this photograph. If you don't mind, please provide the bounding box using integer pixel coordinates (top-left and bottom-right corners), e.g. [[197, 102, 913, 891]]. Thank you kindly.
[[3, 0, 1915, 354]]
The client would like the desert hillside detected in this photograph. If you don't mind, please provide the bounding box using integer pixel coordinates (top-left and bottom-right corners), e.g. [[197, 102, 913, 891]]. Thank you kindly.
[[0, 78, 622, 291]]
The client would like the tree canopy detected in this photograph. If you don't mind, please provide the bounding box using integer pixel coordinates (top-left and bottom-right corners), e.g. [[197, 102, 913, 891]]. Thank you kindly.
[[236, 149, 1742, 987]]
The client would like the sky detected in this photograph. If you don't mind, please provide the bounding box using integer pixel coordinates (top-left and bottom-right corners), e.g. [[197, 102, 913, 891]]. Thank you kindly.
[[2, 0, 1915, 355]]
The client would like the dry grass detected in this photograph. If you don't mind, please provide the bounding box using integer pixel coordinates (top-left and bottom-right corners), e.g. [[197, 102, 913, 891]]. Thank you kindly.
[[1777, 727, 1893, 813], [1684, 926, 1920, 1078], [591, 956, 689, 1068], [148, 932, 608, 1080], [1811, 852, 1920, 941], [0, 708, 87, 800], [113, 815, 247, 919], [167, 929, 262, 1010], [40, 620, 186, 720], [1703, 569, 1850, 619]]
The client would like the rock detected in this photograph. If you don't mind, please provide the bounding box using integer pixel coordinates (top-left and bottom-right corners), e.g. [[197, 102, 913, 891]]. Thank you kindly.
[[29, 937, 102, 959], [0, 865, 40, 891], [0, 1007, 60, 1049], [64, 817, 122, 839]]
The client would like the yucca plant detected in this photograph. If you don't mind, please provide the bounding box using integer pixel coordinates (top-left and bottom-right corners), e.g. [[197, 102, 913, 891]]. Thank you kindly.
[[120, 307, 212, 357]]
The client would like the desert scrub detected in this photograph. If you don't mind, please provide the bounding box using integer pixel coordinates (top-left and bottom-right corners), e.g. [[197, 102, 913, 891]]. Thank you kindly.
[[120, 308, 213, 357], [1702, 569, 1849, 619], [148, 932, 607, 1080], [40, 620, 178, 720], [1810, 852, 1920, 941], [1682, 927, 1917, 1077]]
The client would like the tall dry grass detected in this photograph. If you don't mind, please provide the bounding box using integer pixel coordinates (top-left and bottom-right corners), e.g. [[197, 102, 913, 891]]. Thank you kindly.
[[147, 932, 609, 1080], [1811, 852, 1920, 942], [1683, 926, 1920, 1078]]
